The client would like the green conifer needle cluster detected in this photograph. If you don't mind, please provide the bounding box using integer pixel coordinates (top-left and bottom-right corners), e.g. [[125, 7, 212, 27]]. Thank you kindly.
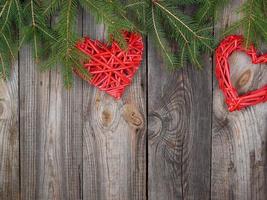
[[223, 0, 267, 48], [0, 0, 266, 86]]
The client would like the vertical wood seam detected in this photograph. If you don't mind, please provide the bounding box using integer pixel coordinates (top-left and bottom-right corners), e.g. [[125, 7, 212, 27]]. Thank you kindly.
[[181, 68, 186, 200], [210, 14, 215, 200], [79, 8, 84, 200], [145, 35, 149, 200], [80, 8, 84, 200], [18, 47, 21, 200]]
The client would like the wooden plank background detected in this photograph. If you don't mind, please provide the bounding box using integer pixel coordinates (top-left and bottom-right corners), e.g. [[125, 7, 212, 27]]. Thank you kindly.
[[0, 1, 266, 199]]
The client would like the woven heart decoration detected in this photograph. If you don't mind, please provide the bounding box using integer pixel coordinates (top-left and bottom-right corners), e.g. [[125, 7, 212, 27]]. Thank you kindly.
[[215, 35, 267, 112], [76, 31, 144, 99]]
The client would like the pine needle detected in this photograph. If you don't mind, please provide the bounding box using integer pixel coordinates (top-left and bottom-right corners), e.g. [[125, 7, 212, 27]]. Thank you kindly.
[[0, 0, 265, 86], [224, 0, 267, 47]]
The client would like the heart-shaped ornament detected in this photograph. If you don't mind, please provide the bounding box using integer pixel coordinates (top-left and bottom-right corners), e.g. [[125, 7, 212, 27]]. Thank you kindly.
[[76, 31, 144, 99], [215, 35, 267, 112]]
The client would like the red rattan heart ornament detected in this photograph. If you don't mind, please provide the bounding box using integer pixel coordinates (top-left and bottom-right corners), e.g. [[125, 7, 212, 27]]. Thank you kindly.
[[215, 35, 267, 112], [76, 31, 144, 99]]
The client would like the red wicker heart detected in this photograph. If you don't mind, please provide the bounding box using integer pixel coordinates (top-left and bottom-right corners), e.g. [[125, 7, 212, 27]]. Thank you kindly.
[[76, 31, 144, 99], [215, 35, 267, 112]]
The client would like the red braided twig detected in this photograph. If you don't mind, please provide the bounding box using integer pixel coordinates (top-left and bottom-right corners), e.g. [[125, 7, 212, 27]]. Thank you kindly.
[[76, 31, 144, 99], [215, 35, 267, 112]]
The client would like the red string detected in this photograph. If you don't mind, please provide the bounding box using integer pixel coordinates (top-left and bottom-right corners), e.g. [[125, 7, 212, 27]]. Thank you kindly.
[[215, 35, 267, 112], [76, 31, 144, 99]]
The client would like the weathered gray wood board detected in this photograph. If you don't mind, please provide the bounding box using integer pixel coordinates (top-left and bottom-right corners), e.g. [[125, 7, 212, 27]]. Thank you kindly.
[[0, 1, 267, 199], [212, 0, 267, 199], [19, 13, 83, 200], [82, 13, 146, 200], [0, 62, 19, 199], [148, 40, 212, 199], [19, 47, 83, 199]]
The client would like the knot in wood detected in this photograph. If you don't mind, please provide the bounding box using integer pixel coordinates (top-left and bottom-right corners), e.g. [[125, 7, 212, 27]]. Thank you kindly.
[[215, 35, 267, 111], [148, 112, 162, 139], [122, 104, 143, 128], [0, 99, 11, 120], [101, 109, 112, 127], [0, 102, 4, 116], [236, 69, 251, 90]]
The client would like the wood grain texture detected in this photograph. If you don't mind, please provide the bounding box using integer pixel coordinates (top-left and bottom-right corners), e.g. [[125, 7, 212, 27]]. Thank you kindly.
[[212, 0, 267, 199], [1, 4, 267, 200], [82, 13, 147, 200], [19, 46, 83, 200], [147, 39, 212, 200], [0, 62, 19, 199], [19, 13, 83, 200]]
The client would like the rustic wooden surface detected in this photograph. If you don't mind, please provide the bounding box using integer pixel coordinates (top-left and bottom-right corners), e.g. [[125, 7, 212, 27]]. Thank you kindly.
[[82, 13, 146, 200], [0, 1, 267, 200], [0, 61, 19, 199], [148, 40, 212, 200], [211, 0, 267, 200]]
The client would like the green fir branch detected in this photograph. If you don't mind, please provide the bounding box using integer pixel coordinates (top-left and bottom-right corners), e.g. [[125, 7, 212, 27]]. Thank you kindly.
[[145, 1, 214, 69], [196, 0, 229, 23], [0, 0, 22, 78], [79, 0, 136, 48], [151, 5, 178, 68], [224, 0, 267, 47], [0, 0, 266, 87]]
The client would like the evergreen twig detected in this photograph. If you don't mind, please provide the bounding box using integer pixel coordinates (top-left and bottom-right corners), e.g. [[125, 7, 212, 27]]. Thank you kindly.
[[223, 0, 267, 47], [0, 0, 266, 86]]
